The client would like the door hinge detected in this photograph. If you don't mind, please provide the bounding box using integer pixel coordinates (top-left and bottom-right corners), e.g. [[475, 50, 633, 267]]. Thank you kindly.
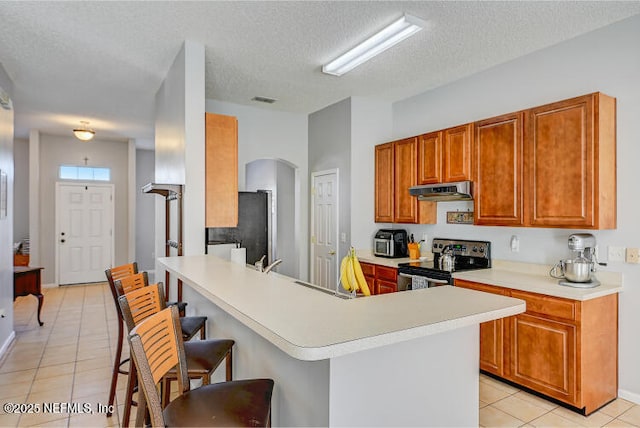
[[311, 236, 316, 244]]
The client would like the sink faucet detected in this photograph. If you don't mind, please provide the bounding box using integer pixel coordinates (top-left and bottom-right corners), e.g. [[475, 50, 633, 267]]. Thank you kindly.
[[263, 259, 283, 274], [254, 256, 283, 274]]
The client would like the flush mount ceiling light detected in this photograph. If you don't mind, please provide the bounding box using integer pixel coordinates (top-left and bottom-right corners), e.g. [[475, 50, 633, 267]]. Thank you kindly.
[[322, 13, 427, 77], [73, 121, 95, 141]]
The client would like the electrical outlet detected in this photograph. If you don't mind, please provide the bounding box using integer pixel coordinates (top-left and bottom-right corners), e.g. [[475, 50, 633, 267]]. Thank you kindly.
[[626, 248, 640, 264], [608, 246, 626, 262]]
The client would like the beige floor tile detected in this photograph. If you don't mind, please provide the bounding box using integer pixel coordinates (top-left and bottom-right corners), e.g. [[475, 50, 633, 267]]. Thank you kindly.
[[27, 386, 72, 404], [480, 399, 489, 408], [492, 395, 550, 423], [512, 391, 558, 412], [551, 406, 615, 427], [17, 411, 69, 427], [75, 356, 112, 373], [601, 399, 637, 418], [480, 405, 525, 427], [30, 374, 74, 394], [0, 357, 42, 373], [0, 380, 32, 400], [619, 406, 640, 426], [480, 381, 513, 405], [530, 411, 582, 427], [0, 412, 21, 427], [0, 368, 37, 384], [35, 362, 76, 380], [39, 353, 79, 368], [604, 418, 640, 427]]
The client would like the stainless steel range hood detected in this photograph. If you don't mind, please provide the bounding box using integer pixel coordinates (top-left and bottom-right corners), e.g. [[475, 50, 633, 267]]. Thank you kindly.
[[409, 181, 473, 201]]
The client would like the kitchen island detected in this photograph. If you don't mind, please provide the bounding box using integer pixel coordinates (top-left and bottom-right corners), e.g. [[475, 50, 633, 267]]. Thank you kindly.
[[158, 255, 525, 426]]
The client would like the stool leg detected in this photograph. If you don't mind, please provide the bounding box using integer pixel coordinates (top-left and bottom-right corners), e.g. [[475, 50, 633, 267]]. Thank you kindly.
[[225, 349, 233, 381], [200, 323, 206, 340], [122, 358, 137, 427], [107, 317, 124, 417], [162, 378, 171, 408]]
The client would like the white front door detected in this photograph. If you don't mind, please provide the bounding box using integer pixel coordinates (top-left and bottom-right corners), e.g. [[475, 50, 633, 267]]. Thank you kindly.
[[56, 183, 114, 285], [311, 170, 338, 290]]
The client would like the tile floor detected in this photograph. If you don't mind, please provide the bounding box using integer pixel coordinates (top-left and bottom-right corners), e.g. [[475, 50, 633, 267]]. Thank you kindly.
[[1, 282, 639, 427]]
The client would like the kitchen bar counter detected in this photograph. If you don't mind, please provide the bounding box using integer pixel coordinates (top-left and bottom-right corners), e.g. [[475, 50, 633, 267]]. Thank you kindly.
[[158, 255, 524, 426], [453, 260, 622, 301]]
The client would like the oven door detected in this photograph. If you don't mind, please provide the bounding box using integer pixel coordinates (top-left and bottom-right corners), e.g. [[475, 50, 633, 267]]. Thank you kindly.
[[398, 272, 451, 291]]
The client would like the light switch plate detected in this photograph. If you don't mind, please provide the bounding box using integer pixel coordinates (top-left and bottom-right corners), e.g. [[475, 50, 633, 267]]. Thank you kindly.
[[608, 246, 625, 262], [626, 248, 640, 264]]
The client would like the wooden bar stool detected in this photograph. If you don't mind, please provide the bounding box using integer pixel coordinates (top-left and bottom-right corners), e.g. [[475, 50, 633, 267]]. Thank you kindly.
[[118, 283, 234, 427], [114, 272, 206, 340], [105, 264, 188, 419], [128, 305, 273, 427]]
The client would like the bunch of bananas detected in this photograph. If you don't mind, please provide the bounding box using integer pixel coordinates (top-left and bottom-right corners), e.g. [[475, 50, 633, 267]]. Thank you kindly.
[[339, 248, 371, 296]]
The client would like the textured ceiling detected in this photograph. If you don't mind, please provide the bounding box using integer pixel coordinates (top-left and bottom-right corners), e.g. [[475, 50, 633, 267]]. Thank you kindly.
[[1, 1, 639, 149]]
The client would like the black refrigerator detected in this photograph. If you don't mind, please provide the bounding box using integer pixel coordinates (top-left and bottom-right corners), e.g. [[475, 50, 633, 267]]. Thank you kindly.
[[206, 191, 271, 265]]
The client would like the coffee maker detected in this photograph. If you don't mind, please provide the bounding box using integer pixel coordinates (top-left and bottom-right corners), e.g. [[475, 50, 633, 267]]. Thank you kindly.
[[550, 233, 604, 288]]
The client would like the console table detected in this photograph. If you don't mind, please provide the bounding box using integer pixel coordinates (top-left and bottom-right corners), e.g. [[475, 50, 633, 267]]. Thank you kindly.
[[14, 266, 44, 326]]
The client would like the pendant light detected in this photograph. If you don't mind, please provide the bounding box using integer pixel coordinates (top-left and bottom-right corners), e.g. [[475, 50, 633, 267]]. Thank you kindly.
[[73, 121, 96, 141]]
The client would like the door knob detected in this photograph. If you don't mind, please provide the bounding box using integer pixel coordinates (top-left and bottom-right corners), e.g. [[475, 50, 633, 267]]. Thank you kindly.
[[328, 250, 336, 255]]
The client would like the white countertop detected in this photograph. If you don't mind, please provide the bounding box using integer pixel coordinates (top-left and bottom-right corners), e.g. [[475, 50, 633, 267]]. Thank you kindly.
[[355, 249, 431, 268], [453, 260, 623, 301], [158, 255, 525, 361]]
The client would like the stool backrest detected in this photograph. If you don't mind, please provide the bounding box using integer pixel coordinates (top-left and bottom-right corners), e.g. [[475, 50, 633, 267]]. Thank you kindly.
[[128, 305, 189, 427], [113, 271, 149, 297], [117, 282, 166, 332], [105, 263, 138, 314]]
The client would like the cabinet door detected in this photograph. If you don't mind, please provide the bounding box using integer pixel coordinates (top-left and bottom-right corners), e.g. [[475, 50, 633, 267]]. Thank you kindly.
[[525, 95, 594, 228], [455, 280, 507, 376], [375, 143, 394, 223], [393, 138, 418, 223], [474, 113, 524, 226], [376, 279, 397, 294], [417, 131, 442, 184], [509, 313, 577, 406], [205, 113, 238, 227], [443, 124, 472, 183]]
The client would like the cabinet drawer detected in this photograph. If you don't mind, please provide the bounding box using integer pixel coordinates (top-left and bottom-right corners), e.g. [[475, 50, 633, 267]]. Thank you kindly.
[[455, 280, 507, 295], [510, 290, 576, 322], [360, 262, 375, 277], [376, 266, 397, 281]]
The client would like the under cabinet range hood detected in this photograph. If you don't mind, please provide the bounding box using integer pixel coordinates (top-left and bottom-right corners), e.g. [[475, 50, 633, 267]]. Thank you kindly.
[[409, 181, 473, 201]]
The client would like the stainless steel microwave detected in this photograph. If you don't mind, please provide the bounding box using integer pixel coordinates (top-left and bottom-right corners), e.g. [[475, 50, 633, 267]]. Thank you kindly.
[[373, 229, 408, 258]]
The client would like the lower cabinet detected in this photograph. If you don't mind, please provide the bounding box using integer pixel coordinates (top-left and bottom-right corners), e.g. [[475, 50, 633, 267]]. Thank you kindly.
[[455, 279, 618, 415], [360, 262, 398, 295]]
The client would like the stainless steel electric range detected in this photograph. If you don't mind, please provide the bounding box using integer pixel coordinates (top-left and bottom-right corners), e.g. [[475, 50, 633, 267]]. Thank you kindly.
[[397, 238, 491, 290]]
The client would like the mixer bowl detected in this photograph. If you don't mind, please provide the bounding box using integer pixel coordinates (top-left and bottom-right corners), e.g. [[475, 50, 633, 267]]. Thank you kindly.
[[562, 259, 594, 282]]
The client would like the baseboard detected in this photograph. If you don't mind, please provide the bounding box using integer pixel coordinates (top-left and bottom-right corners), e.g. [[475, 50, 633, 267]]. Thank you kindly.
[[619, 389, 640, 405], [42, 283, 57, 289], [0, 331, 16, 361]]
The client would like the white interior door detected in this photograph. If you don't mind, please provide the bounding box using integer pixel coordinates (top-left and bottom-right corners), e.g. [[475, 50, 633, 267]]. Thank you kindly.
[[311, 170, 338, 289], [57, 183, 114, 284]]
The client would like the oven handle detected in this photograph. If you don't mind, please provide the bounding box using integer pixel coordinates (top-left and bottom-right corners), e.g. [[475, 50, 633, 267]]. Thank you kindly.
[[398, 273, 450, 284]]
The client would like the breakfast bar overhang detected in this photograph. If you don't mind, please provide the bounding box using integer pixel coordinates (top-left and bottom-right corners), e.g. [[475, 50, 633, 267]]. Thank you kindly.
[[158, 255, 525, 426]]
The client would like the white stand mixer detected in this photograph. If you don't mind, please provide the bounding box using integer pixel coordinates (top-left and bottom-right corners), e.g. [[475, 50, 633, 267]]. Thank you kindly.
[[550, 233, 606, 288]]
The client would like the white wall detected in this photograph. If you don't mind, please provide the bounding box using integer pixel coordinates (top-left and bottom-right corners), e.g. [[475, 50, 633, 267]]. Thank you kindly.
[[0, 67, 15, 356], [350, 97, 392, 250], [12, 138, 28, 241], [205, 99, 309, 280], [372, 14, 640, 401], [38, 134, 129, 284]]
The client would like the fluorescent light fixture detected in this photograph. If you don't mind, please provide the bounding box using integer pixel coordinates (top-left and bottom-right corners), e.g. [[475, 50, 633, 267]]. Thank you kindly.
[[322, 13, 426, 76]]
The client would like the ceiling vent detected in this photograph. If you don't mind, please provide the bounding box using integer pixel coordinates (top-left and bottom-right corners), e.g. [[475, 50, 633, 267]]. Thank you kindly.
[[251, 96, 277, 104]]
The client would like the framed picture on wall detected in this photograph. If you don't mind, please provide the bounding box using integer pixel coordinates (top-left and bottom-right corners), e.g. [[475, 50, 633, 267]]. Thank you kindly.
[[0, 169, 7, 219]]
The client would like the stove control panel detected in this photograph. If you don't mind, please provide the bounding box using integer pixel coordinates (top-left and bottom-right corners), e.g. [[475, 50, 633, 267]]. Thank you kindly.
[[432, 239, 491, 259]]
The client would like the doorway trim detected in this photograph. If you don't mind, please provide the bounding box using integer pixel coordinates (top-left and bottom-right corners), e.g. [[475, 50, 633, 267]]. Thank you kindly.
[[55, 181, 115, 285], [310, 168, 339, 288]]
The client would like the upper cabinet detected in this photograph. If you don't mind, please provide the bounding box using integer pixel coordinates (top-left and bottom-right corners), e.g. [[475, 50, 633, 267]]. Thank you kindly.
[[205, 113, 238, 227], [417, 124, 472, 185], [375, 139, 436, 224], [473, 112, 525, 226], [443, 124, 473, 183], [525, 93, 616, 229]]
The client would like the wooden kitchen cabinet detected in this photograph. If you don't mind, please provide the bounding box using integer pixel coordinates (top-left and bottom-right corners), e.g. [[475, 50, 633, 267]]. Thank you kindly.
[[443, 124, 473, 182], [205, 113, 238, 227], [524, 93, 616, 229], [454, 281, 508, 377], [455, 279, 618, 414], [359, 262, 398, 295], [417, 124, 472, 185], [473, 112, 525, 226], [375, 140, 436, 224]]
